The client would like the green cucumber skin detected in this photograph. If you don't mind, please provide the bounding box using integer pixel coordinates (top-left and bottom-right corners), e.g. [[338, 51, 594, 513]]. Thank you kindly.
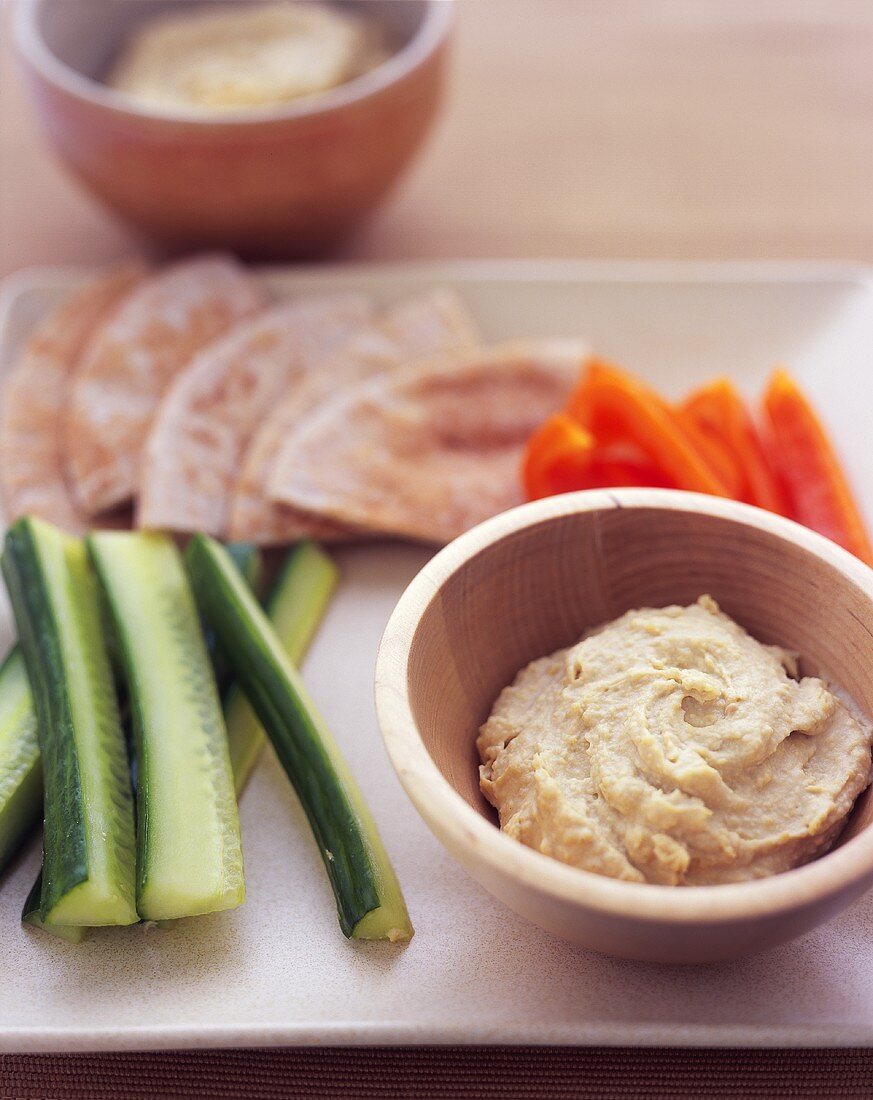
[[186, 535, 412, 941], [0, 648, 42, 877], [88, 532, 244, 921], [2, 518, 137, 926], [226, 541, 339, 794], [208, 542, 264, 695]]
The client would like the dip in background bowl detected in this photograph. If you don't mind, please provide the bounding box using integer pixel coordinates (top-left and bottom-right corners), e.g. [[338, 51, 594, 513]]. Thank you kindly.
[[13, 0, 453, 256]]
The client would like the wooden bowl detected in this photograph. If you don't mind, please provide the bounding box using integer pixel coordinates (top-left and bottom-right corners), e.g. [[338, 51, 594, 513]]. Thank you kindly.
[[376, 489, 873, 963], [13, 0, 452, 257]]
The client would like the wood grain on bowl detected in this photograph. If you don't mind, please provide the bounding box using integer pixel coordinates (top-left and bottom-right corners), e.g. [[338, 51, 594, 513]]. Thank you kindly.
[[376, 488, 873, 962]]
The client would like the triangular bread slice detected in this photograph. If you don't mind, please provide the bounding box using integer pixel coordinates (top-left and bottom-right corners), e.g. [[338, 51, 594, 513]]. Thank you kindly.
[[0, 265, 144, 533], [65, 254, 263, 515]]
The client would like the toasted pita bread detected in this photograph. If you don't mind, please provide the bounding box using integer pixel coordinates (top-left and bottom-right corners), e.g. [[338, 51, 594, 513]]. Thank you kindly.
[[65, 254, 264, 515], [266, 340, 587, 545], [227, 288, 480, 543], [137, 293, 374, 535], [0, 265, 144, 532]]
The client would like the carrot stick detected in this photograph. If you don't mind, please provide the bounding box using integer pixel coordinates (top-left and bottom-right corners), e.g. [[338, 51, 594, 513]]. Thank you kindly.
[[682, 378, 791, 516], [569, 361, 732, 497], [762, 369, 872, 563]]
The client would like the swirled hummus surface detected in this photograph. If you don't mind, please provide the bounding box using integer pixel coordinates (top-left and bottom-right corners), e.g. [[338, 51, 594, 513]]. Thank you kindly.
[[478, 597, 873, 885]]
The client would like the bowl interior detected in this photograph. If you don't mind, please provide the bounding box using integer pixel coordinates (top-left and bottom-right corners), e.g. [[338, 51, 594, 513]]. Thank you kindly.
[[29, 0, 427, 95], [406, 501, 873, 847]]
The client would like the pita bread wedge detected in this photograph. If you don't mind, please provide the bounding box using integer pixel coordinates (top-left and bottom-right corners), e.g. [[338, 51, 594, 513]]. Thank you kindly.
[[137, 293, 374, 535], [65, 254, 264, 516], [0, 265, 144, 532], [227, 288, 480, 543], [266, 340, 587, 545]]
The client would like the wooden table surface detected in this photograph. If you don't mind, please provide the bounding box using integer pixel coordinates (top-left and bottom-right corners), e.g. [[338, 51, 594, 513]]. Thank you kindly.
[[2, 0, 873, 277]]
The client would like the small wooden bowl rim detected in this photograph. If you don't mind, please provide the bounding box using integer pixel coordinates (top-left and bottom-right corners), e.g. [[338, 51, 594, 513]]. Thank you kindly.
[[376, 488, 873, 925], [13, 0, 454, 126]]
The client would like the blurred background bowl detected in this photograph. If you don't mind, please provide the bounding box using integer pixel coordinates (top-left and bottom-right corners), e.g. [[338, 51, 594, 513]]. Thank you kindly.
[[376, 489, 873, 962], [13, 0, 453, 257]]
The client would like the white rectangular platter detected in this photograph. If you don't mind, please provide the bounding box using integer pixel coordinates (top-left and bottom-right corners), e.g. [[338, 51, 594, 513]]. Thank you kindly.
[[1, 260, 873, 1052]]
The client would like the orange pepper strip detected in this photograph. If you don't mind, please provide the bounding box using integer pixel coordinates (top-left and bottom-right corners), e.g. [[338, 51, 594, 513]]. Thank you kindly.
[[682, 378, 791, 516], [762, 370, 872, 563], [569, 361, 732, 497], [522, 413, 596, 500]]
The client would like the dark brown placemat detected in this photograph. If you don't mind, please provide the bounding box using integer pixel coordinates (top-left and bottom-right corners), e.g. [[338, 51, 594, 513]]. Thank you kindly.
[[1, 1048, 872, 1100]]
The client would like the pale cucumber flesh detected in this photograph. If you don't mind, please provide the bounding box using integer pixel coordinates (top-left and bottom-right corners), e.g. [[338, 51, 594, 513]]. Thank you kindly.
[[22, 872, 86, 944]]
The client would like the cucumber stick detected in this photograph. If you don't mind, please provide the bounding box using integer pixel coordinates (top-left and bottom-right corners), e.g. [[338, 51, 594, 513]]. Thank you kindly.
[[227, 541, 339, 793], [0, 648, 41, 877], [1, 518, 137, 926], [186, 535, 412, 942], [88, 532, 244, 921]]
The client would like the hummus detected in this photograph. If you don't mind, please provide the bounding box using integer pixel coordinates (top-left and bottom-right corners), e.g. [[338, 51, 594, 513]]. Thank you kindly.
[[478, 597, 873, 885], [106, 2, 387, 114]]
